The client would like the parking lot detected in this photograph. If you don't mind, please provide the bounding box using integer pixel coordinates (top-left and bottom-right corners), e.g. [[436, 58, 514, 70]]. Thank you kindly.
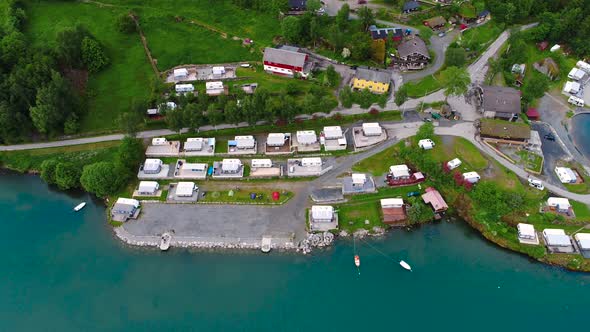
[[532, 122, 569, 187]]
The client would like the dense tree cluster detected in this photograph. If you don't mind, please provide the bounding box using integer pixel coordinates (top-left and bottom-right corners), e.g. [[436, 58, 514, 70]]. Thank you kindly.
[[0, 1, 109, 143]]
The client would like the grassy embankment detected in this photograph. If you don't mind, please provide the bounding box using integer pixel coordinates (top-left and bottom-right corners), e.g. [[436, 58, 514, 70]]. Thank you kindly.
[[350, 132, 590, 271], [24, 0, 281, 133]]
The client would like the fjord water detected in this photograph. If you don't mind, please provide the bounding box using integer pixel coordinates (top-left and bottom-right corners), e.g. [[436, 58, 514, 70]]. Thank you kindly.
[[1, 175, 589, 331], [572, 113, 590, 160]]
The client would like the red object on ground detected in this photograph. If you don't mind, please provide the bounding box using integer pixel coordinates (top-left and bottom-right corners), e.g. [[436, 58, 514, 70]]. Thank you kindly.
[[526, 108, 540, 120], [272, 192, 280, 201], [460, 24, 468, 31]]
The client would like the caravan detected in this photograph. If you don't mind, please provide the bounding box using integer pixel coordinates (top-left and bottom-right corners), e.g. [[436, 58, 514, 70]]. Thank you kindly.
[[175, 84, 194, 93], [568, 96, 585, 107], [251, 159, 272, 168]]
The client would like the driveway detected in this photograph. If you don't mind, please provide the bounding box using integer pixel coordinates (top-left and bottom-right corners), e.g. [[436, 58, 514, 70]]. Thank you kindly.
[[531, 122, 569, 187]]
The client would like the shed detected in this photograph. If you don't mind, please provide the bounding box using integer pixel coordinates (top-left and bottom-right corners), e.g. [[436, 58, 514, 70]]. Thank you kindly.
[[301, 157, 322, 167], [381, 198, 404, 208], [547, 197, 572, 212], [251, 159, 272, 168], [447, 158, 462, 170], [176, 182, 195, 197], [362, 123, 382, 136], [568, 68, 585, 81], [234, 135, 256, 149], [138, 181, 159, 195], [175, 84, 194, 93], [212, 66, 226, 75], [221, 159, 242, 173], [173, 68, 188, 79], [297, 130, 317, 145], [403, 0, 420, 12], [323, 126, 343, 139], [159, 101, 177, 111], [554, 167, 577, 183], [152, 137, 167, 145], [422, 187, 448, 212], [143, 159, 163, 173], [311, 205, 334, 222], [352, 173, 367, 185], [418, 139, 435, 150], [462, 172, 481, 183], [574, 233, 590, 250], [389, 165, 410, 179], [517, 223, 536, 240], [267, 133, 286, 147]]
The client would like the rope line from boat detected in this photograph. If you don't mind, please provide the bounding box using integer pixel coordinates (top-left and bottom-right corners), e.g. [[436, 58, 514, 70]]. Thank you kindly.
[[359, 237, 398, 263]]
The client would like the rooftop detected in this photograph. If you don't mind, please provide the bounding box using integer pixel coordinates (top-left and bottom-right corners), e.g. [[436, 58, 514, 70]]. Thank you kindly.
[[482, 86, 521, 115], [480, 119, 531, 140], [263, 47, 307, 68], [397, 37, 429, 59], [354, 67, 391, 84]]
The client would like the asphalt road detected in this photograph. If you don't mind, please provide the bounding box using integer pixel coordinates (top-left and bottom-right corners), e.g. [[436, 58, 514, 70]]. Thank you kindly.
[[531, 122, 569, 187]]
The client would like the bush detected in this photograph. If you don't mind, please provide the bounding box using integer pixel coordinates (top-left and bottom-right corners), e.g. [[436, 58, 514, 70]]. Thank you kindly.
[[395, 85, 408, 106], [81, 37, 109, 73], [54, 162, 81, 190], [80, 162, 123, 198], [116, 13, 136, 34], [40, 159, 59, 185]]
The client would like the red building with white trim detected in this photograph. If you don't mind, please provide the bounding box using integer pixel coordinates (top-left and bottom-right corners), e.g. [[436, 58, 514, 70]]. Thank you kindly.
[[263, 47, 311, 78]]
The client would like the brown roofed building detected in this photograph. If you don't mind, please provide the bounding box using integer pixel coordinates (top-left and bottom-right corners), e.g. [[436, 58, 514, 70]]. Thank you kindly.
[[479, 86, 521, 120], [421, 187, 448, 213], [479, 118, 531, 144], [392, 37, 430, 70], [380, 198, 407, 226], [424, 16, 447, 30]]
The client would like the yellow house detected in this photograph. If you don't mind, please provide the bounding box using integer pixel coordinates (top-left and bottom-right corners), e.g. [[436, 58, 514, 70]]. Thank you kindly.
[[351, 67, 391, 94]]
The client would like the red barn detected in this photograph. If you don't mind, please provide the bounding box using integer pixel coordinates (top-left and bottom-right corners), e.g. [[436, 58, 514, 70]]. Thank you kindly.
[[263, 47, 310, 78]]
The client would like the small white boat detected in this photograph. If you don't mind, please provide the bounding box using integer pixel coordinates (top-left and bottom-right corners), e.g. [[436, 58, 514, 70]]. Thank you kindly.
[[354, 255, 361, 267], [261, 237, 272, 253], [160, 233, 172, 251], [400, 260, 412, 271], [73, 202, 86, 212]]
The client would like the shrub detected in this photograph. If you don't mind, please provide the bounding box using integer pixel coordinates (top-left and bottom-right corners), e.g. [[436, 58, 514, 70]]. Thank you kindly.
[[116, 13, 136, 34]]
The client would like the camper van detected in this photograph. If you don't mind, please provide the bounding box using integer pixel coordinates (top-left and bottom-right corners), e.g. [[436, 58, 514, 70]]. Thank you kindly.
[[568, 96, 585, 107], [175, 84, 194, 93]]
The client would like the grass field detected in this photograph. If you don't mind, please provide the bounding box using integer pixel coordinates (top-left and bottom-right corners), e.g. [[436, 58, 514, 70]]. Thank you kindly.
[[404, 74, 442, 98], [200, 189, 292, 205], [461, 21, 503, 54], [0, 141, 121, 172], [24, 1, 153, 132]]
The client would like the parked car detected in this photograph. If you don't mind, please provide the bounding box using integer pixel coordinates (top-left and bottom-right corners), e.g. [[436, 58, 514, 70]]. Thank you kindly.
[[528, 178, 545, 190], [544, 133, 556, 141], [423, 118, 432, 122], [438, 32, 446, 37], [407, 191, 421, 197]]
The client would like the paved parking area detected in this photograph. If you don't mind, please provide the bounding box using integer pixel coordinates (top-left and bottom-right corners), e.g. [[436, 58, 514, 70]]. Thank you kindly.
[[532, 122, 569, 187], [124, 203, 291, 241]]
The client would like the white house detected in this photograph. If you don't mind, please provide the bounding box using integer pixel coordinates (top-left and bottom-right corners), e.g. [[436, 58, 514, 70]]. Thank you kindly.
[[185, 138, 204, 151], [176, 182, 196, 197], [563, 81, 581, 94], [301, 157, 322, 167], [462, 172, 481, 184], [418, 139, 435, 150], [568, 96, 585, 107], [517, 223, 537, 242], [389, 164, 411, 179], [574, 233, 590, 251], [543, 229, 572, 250], [143, 159, 163, 174], [323, 126, 343, 139], [221, 159, 242, 173], [251, 159, 272, 168], [296, 130, 317, 145], [555, 167, 577, 183], [362, 123, 382, 137], [152, 137, 167, 145], [547, 197, 572, 212], [267, 133, 287, 147], [206, 81, 224, 95], [173, 68, 189, 80], [234, 135, 256, 149], [138, 181, 159, 195], [175, 84, 194, 93], [311, 205, 335, 223], [568, 68, 585, 81], [447, 158, 462, 170], [380, 198, 404, 208]]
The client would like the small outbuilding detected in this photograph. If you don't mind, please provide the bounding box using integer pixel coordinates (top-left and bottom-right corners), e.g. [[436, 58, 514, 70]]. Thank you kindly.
[[173, 68, 189, 80], [547, 197, 572, 213], [381, 198, 407, 225], [422, 187, 448, 213], [309, 205, 338, 231], [517, 223, 539, 245], [568, 68, 585, 81]]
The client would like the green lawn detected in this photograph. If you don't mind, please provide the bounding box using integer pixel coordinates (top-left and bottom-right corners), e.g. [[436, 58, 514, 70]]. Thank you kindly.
[[235, 66, 321, 94], [459, 3, 477, 19], [0, 141, 121, 172], [404, 74, 442, 98], [25, 1, 153, 133], [572, 201, 590, 222], [461, 21, 503, 53], [200, 189, 292, 205]]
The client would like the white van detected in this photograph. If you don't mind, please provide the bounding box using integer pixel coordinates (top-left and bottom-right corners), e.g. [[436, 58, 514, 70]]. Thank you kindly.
[[528, 178, 545, 190], [568, 96, 585, 107]]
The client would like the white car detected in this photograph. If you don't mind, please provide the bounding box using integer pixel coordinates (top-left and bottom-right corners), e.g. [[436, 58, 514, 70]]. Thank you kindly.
[[528, 178, 545, 190]]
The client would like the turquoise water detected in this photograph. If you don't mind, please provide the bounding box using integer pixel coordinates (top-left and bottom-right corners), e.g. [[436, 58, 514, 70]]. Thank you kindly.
[[572, 113, 590, 159], [2, 174, 590, 331]]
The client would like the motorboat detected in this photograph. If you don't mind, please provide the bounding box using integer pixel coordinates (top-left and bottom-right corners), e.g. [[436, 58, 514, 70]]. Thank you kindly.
[[354, 255, 360, 267], [400, 260, 412, 271], [73, 202, 86, 212], [160, 233, 172, 251], [261, 237, 272, 253]]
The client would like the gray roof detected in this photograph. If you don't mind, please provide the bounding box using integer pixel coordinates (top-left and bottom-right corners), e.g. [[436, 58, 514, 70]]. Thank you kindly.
[[354, 67, 391, 84], [403, 1, 420, 11], [397, 37, 429, 59], [546, 234, 572, 246], [263, 48, 307, 68], [482, 86, 521, 115], [112, 203, 135, 214]]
